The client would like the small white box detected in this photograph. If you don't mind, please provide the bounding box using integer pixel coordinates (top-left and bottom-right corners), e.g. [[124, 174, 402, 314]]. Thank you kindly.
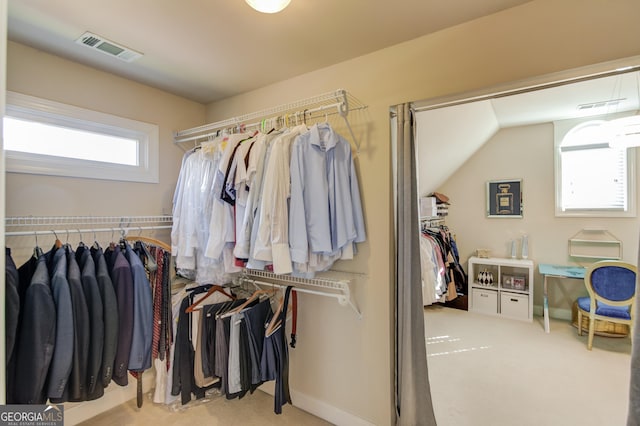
[[500, 293, 529, 320], [420, 197, 437, 217], [472, 288, 498, 315]]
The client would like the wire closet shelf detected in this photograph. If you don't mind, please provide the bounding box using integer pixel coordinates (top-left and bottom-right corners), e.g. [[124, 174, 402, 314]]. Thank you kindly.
[[173, 88, 367, 150], [238, 268, 362, 319], [5, 215, 173, 237]]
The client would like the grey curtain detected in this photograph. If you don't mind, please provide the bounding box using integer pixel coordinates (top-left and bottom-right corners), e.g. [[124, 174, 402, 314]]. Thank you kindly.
[[627, 236, 640, 426], [393, 103, 437, 426]]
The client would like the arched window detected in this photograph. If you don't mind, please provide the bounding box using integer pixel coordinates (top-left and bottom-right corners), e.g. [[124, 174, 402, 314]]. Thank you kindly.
[[555, 116, 636, 217]]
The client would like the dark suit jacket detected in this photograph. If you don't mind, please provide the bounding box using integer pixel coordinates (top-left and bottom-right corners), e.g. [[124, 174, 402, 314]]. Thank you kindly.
[[57, 245, 91, 403], [91, 244, 119, 388], [77, 245, 105, 400], [13, 256, 56, 404], [6, 248, 20, 366], [125, 243, 153, 372], [6, 248, 20, 403], [106, 245, 134, 386], [45, 247, 74, 401]]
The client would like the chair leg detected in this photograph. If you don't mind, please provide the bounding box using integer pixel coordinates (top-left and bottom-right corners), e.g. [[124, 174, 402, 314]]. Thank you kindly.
[[588, 315, 595, 350], [577, 310, 583, 336]]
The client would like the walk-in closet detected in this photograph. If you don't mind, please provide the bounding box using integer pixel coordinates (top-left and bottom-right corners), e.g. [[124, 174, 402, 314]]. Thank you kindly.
[[2, 1, 640, 425]]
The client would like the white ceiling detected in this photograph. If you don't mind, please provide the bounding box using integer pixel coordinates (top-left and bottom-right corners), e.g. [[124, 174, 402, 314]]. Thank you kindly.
[[415, 70, 640, 194], [7, 0, 533, 104]]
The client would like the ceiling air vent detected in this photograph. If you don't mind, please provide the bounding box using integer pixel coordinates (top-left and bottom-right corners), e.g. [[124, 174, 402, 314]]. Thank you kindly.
[[75, 31, 143, 63], [577, 98, 625, 111]]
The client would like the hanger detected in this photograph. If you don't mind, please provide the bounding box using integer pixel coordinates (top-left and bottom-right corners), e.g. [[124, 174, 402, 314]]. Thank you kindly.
[[132, 226, 159, 271], [52, 230, 62, 249], [185, 284, 236, 313], [118, 229, 128, 249], [76, 229, 85, 248], [134, 240, 158, 273], [124, 235, 171, 252], [265, 293, 284, 336], [91, 229, 101, 250], [219, 288, 271, 318], [32, 232, 43, 259]]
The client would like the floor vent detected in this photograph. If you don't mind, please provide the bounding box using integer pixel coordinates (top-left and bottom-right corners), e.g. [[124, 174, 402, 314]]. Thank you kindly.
[[75, 32, 143, 63]]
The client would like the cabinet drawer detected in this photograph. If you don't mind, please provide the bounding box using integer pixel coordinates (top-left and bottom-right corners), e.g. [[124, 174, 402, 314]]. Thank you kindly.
[[472, 288, 498, 315], [500, 292, 529, 320]]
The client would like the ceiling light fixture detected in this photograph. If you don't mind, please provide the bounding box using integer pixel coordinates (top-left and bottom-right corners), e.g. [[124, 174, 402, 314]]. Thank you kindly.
[[245, 0, 291, 13]]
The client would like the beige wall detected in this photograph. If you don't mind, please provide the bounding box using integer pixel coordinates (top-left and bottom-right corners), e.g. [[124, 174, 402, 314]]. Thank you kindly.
[[3, 0, 640, 424], [5, 41, 205, 263], [6, 41, 205, 219], [205, 0, 640, 424], [438, 123, 640, 318]]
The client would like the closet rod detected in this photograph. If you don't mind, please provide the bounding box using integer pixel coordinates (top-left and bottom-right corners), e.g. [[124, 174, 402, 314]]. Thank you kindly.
[[173, 89, 367, 150], [173, 102, 353, 146], [5, 225, 172, 238], [240, 101, 344, 132], [240, 269, 362, 319], [5, 215, 172, 227]]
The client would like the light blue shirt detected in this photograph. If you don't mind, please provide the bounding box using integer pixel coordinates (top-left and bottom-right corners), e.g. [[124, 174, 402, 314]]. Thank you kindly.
[[289, 123, 366, 264]]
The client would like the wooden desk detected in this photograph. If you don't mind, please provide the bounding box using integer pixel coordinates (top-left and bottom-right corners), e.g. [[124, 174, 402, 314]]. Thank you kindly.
[[538, 264, 586, 333]]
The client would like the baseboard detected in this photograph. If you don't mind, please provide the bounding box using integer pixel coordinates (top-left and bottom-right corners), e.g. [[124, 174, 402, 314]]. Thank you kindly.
[[533, 305, 572, 321], [64, 372, 156, 425], [259, 383, 375, 426]]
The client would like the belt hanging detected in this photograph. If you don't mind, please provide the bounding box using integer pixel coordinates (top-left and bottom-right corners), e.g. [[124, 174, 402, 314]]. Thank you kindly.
[[290, 289, 297, 348], [280, 286, 298, 348]]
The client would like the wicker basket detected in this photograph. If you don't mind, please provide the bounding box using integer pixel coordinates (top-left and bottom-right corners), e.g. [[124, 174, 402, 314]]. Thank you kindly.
[[571, 301, 629, 337]]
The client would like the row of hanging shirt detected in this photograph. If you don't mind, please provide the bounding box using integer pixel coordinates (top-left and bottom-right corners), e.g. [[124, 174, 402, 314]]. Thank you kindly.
[[420, 225, 467, 306], [172, 121, 367, 284], [5, 237, 170, 405]]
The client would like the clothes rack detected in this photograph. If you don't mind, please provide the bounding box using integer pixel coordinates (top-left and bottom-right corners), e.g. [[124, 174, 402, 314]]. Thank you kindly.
[[238, 269, 362, 319], [173, 89, 367, 151]]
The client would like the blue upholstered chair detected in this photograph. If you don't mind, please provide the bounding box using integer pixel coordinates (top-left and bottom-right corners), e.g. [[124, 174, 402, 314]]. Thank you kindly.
[[577, 260, 638, 350]]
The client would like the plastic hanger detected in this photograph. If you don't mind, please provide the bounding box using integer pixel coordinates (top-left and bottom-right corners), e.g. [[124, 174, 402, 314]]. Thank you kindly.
[[185, 285, 236, 313]]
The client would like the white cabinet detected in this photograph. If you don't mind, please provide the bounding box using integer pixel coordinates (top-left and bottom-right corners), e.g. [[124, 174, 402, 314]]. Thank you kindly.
[[468, 257, 534, 321]]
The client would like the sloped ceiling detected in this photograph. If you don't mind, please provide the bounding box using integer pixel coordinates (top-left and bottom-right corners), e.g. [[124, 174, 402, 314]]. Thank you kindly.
[[415, 70, 640, 194]]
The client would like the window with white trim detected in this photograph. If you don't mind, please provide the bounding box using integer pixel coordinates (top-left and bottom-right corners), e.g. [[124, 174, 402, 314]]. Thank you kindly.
[[3, 91, 159, 183], [554, 115, 636, 217]]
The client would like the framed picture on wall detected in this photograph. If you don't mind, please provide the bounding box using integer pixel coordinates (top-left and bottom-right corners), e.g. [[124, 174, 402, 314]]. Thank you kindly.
[[486, 179, 523, 218]]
